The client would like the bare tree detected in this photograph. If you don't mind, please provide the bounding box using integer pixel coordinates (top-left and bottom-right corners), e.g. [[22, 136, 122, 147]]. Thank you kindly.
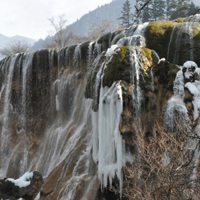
[[87, 19, 117, 40], [43, 14, 74, 49], [0, 40, 30, 58], [110, 120, 200, 199]]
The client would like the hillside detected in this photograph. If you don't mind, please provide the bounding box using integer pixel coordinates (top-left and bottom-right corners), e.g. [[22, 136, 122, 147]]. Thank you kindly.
[[0, 34, 36, 59], [31, 0, 135, 51], [0, 34, 36, 48], [68, 0, 135, 36]]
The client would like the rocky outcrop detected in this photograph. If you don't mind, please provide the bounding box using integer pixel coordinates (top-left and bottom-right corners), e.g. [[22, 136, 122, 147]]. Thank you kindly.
[[0, 171, 43, 200]]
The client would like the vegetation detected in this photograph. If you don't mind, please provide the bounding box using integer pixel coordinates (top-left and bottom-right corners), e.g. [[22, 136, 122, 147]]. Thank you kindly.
[[134, 0, 200, 23], [0, 40, 30, 57], [42, 14, 74, 49], [111, 121, 200, 199], [87, 19, 116, 40], [118, 0, 134, 27]]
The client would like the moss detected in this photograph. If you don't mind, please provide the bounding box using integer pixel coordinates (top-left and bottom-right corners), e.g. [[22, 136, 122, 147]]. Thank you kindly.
[[193, 24, 200, 37], [141, 47, 152, 62], [173, 18, 184, 23], [145, 20, 177, 60], [193, 23, 200, 66], [103, 46, 128, 87], [103, 46, 158, 87], [116, 46, 127, 62]]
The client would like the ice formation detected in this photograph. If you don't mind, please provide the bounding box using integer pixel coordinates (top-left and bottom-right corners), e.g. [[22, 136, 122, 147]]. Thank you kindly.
[[92, 48, 125, 194], [183, 61, 200, 120], [92, 81, 124, 194], [164, 64, 189, 130]]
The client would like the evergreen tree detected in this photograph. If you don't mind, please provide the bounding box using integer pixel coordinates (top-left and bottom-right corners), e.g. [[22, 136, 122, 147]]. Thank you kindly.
[[167, 0, 178, 19], [141, 0, 152, 22], [150, 0, 166, 21], [170, 0, 192, 19], [118, 0, 133, 27], [133, 0, 141, 24], [134, 0, 151, 23], [187, 1, 200, 16], [166, 0, 171, 19]]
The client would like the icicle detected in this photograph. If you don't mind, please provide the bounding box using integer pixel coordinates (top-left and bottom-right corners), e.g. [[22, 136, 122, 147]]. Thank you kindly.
[[91, 47, 126, 195], [97, 82, 124, 194]]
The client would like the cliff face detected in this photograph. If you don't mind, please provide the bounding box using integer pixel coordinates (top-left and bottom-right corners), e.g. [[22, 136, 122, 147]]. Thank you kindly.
[[1, 15, 200, 200]]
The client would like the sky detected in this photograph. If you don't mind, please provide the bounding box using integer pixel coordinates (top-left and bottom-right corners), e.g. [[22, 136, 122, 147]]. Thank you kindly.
[[0, 0, 113, 40]]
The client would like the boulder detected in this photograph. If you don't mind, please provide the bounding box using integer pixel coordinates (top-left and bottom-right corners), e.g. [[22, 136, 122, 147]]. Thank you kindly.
[[0, 171, 43, 200]]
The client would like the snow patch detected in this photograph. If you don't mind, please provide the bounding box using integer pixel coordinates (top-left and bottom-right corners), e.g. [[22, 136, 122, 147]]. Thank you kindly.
[[158, 58, 166, 64], [183, 61, 198, 69], [6, 172, 33, 188], [105, 44, 118, 57]]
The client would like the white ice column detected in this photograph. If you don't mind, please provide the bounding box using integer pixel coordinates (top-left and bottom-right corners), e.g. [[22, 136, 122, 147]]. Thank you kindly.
[[92, 81, 124, 194]]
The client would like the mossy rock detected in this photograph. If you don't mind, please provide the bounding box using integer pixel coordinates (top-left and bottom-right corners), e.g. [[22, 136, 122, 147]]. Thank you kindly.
[[103, 46, 159, 87], [145, 20, 177, 60], [154, 60, 179, 91], [193, 22, 200, 66], [168, 22, 200, 65], [173, 18, 184, 23], [146, 20, 200, 65], [145, 21, 176, 58]]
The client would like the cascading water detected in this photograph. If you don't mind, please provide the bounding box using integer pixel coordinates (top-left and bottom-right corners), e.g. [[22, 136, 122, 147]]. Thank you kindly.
[[167, 24, 177, 61], [0, 55, 18, 177], [183, 14, 200, 23], [112, 22, 149, 47], [173, 22, 194, 64]]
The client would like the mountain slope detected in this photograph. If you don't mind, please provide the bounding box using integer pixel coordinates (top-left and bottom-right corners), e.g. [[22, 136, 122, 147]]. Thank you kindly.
[[31, 0, 135, 51], [69, 0, 135, 36], [0, 34, 36, 49]]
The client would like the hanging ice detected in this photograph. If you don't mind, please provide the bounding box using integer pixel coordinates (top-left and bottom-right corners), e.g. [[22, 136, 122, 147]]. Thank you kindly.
[[92, 81, 124, 194]]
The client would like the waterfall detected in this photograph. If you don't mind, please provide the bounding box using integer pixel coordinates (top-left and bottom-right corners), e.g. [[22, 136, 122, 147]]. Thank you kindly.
[[87, 41, 94, 65], [167, 24, 177, 61], [111, 22, 149, 48], [183, 14, 200, 23], [21, 52, 34, 131], [173, 22, 194, 64], [131, 48, 142, 119], [0, 55, 18, 177]]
